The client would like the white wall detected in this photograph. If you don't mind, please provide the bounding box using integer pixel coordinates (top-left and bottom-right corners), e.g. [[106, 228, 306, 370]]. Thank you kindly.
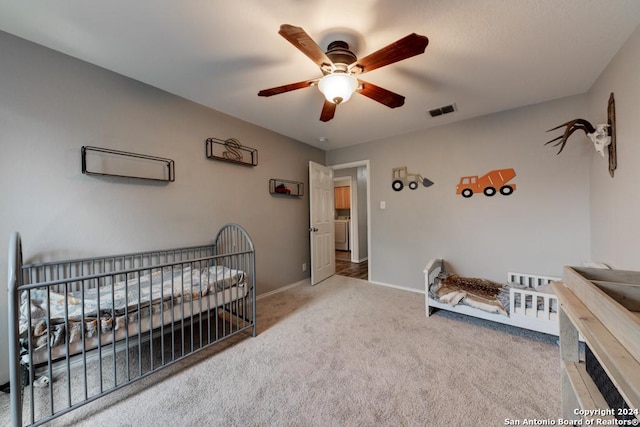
[[327, 94, 593, 289], [0, 31, 324, 383], [588, 24, 640, 270]]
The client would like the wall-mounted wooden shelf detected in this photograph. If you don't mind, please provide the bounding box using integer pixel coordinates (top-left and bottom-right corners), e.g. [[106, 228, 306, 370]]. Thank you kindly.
[[206, 137, 258, 166], [81, 146, 175, 182], [269, 179, 303, 198]]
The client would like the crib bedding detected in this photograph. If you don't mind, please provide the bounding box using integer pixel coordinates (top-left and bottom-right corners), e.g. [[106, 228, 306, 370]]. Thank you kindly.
[[429, 272, 557, 316], [9, 223, 257, 427], [19, 264, 246, 362]]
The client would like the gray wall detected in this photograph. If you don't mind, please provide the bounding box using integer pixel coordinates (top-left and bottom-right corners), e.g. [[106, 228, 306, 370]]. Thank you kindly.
[[588, 24, 640, 270], [0, 31, 324, 382], [326, 23, 640, 288], [327, 94, 593, 289]]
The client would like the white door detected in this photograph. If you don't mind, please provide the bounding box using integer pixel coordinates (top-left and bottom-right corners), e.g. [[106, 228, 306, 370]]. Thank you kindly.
[[309, 161, 335, 285]]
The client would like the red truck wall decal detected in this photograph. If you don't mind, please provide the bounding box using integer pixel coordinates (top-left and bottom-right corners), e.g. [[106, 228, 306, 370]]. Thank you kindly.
[[456, 168, 516, 198]]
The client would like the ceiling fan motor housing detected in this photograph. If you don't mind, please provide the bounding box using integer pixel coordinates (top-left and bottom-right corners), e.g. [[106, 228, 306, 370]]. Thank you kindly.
[[326, 41, 357, 69]]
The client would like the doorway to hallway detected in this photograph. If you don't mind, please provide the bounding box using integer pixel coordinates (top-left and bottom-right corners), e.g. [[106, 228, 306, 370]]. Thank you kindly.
[[331, 160, 370, 282], [335, 251, 368, 280]]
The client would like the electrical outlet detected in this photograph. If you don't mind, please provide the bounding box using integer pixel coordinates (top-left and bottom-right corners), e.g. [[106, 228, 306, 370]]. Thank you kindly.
[[302, 263, 307, 272]]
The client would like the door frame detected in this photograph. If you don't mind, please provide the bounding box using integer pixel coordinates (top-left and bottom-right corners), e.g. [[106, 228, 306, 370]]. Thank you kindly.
[[332, 176, 355, 257], [331, 160, 371, 282]]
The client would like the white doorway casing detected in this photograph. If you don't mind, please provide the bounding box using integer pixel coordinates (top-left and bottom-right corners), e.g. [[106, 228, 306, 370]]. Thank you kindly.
[[333, 175, 353, 253], [331, 160, 371, 282]]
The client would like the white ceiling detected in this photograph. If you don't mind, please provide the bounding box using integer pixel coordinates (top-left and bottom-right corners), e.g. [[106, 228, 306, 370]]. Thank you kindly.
[[1, 1, 639, 150]]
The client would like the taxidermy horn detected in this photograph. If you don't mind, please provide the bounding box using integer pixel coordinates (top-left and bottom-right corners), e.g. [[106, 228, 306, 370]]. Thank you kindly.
[[544, 118, 601, 155]]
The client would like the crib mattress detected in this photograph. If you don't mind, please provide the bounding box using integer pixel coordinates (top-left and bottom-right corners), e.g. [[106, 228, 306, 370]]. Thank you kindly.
[[20, 265, 247, 365]]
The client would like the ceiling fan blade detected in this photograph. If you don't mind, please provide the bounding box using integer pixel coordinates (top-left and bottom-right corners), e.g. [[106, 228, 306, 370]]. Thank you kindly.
[[357, 80, 405, 108], [320, 100, 337, 122], [350, 33, 428, 74], [279, 24, 333, 67], [258, 78, 319, 97]]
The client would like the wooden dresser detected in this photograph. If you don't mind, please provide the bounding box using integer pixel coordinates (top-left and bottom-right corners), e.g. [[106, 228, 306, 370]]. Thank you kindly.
[[552, 266, 640, 423]]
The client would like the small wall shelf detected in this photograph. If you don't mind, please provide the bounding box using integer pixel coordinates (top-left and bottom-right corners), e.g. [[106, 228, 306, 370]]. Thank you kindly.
[[206, 137, 258, 166], [81, 146, 175, 182], [269, 179, 303, 198]]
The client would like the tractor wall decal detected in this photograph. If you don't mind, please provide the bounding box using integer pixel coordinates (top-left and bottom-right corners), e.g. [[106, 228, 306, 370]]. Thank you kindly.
[[456, 168, 516, 198], [391, 166, 434, 191]]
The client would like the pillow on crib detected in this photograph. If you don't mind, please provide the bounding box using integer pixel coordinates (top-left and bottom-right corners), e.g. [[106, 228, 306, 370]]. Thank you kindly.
[[438, 290, 466, 306], [429, 272, 449, 295], [534, 283, 554, 294], [463, 294, 508, 316], [507, 282, 528, 290]]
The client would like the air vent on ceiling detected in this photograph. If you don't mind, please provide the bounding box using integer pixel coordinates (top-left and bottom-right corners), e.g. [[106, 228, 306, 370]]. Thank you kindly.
[[428, 103, 457, 117]]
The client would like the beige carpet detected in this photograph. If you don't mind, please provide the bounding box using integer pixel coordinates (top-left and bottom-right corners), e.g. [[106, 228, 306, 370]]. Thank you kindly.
[[1, 275, 560, 426]]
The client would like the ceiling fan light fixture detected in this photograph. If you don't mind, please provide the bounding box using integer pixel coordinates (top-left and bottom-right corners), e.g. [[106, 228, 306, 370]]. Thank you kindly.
[[259, 25, 429, 121], [318, 72, 358, 104]]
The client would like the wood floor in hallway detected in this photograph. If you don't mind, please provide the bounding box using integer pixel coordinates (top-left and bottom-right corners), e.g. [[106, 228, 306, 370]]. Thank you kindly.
[[335, 251, 368, 280]]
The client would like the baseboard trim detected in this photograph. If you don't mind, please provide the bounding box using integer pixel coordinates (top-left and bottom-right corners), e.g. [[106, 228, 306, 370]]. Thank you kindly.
[[368, 280, 425, 295], [257, 278, 310, 300], [256, 277, 423, 298]]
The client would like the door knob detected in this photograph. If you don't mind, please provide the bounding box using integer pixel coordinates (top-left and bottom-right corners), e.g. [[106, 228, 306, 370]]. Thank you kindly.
[[309, 227, 318, 232]]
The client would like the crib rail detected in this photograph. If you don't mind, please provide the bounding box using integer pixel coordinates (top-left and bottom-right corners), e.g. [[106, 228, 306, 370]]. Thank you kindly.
[[22, 244, 216, 294], [424, 259, 562, 336], [8, 223, 256, 427], [507, 271, 559, 289], [508, 271, 560, 335], [8, 232, 23, 427]]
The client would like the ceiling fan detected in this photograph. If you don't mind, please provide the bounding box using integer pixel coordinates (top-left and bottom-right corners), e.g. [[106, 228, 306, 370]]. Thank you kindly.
[[258, 24, 429, 122]]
